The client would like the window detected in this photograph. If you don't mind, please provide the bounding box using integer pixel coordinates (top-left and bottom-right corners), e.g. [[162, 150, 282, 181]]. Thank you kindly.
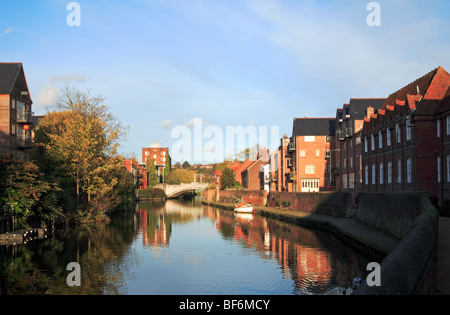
[[447, 116, 450, 136], [344, 158, 347, 169], [406, 119, 412, 141], [305, 165, 315, 174], [379, 162, 384, 184], [300, 150, 306, 157], [407, 158, 412, 183], [438, 157, 441, 183], [437, 120, 441, 138], [365, 138, 368, 153], [350, 156, 353, 168], [396, 123, 401, 143], [11, 124, 16, 135], [379, 131, 383, 149], [388, 161, 392, 184], [304, 136, 315, 142], [153, 155, 156, 159], [316, 149, 320, 157], [371, 134, 375, 151], [398, 159, 402, 184], [372, 164, 376, 185], [11, 99, 15, 109], [447, 155, 450, 182], [163, 152, 166, 156], [145, 151, 148, 156], [365, 165, 369, 185], [325, 150, 331, 158], [387, 128, 391, 146]]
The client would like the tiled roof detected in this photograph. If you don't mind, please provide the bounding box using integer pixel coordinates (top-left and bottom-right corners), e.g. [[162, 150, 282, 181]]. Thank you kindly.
[[292, 118, 335, 136], [349, 98, 386, 119], [0, 63, 22, 94]]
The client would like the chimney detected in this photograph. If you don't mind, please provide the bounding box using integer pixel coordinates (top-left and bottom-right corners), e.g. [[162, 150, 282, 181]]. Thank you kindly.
[[366, 106, 374, 118]]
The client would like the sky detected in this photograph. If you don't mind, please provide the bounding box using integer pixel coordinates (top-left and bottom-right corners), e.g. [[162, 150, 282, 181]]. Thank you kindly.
[[1, 0, 450, 164]]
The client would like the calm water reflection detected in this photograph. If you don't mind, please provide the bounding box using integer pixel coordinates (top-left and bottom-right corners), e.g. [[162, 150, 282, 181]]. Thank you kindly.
[[0, 198, 374, 295]]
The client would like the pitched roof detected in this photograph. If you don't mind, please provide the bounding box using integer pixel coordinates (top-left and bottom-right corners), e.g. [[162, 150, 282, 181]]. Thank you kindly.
[[292, 118, 335, 136], [383, 67, 450, 113], [0, 63, 32, 100], [349, 98, 386, 119]]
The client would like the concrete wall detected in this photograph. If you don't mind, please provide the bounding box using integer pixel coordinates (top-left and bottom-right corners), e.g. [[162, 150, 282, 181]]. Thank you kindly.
[[353, 192, 439, 295], [357, 192, 422, 239], [268, 191, 351, 217]]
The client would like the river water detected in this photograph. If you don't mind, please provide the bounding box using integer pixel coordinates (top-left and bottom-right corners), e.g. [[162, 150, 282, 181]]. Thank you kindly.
[[0, 198, 374, 295]]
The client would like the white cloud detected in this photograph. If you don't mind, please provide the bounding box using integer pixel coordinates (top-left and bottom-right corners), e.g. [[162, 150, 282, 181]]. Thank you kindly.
[[0, 27, 13, 38], [35, 85, 60, 110], [157, 120, 174, 129], [50, 73, 88, 83]]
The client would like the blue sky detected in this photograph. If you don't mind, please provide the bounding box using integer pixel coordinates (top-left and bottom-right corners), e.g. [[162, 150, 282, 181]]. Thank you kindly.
[[1, 0, 450, 164]]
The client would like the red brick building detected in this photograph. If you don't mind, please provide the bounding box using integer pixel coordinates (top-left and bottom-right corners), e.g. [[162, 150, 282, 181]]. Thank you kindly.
[[123, 159, 148, 190], [361, 66, 450, 210], [334, 98, 386, 202], [0, 63, 34, 160], [142, 140, 171, 183]]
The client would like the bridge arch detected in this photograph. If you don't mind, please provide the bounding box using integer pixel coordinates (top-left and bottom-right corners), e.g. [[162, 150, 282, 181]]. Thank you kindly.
[[155, 183, 209, 199]]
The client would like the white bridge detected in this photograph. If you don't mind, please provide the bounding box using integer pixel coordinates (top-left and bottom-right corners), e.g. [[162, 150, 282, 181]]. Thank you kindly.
[[155, 182, 209, 199]]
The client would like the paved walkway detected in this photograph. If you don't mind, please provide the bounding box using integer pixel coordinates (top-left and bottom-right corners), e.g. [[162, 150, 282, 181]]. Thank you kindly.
[[435, 217, 450, 295]]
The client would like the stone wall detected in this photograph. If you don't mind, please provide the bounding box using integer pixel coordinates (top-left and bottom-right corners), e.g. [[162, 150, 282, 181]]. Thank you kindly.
[[268, 192, 351, 217], [357, 192, 422, 239], [353, 192, 439, 295]]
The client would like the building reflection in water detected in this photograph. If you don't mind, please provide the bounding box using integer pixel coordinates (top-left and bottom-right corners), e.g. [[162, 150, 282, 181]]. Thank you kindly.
[[136, 199, 370, 294]]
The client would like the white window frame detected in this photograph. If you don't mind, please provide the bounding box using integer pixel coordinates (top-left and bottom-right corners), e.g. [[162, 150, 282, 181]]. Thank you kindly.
[[372, 164, 376, 185], [396, 123, 401, 143], [388, 161, 392, 184], [379, 162, 384, 184], [438, 157, 441, 183], [437, 119, 441, 138], [387, 128, 391, 146], [304, 136, 315, 143], [365, 165, 369, 185], [305, 165, 315, 174], [407, 158, 412, 183]]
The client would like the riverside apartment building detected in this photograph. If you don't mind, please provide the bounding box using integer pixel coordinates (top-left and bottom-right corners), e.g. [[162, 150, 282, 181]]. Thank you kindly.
[[0, 63, 34, 160]]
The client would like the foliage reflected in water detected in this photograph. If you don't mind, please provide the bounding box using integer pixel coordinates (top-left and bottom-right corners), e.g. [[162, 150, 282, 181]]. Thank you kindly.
[[1, 198, 376, 295]]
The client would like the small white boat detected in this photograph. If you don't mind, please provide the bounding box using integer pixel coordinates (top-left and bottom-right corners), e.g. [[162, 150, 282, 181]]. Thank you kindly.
[[234, 202, 254, 213]]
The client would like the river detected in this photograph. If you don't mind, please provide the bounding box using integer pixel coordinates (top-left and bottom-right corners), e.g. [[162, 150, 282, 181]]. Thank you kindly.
[[0, 197, 374, 295]]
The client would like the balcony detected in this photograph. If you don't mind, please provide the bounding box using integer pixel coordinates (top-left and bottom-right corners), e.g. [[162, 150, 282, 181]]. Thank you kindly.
[[17, 135, 33, 149], [288, 142, 296, 152], [17, 110, 34, 123]]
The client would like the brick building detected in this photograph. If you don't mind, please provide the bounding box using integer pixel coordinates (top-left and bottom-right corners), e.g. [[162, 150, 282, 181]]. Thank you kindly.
[[361, 66, 450, 210], [0, 63, 34, 160], [142, 140, 171, 183], [123, 159, 148, 190], [269, 118, 335, 193], [333, 98, 386, 201]]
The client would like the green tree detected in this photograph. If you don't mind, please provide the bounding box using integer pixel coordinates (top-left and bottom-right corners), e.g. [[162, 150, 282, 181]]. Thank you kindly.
[[182, 161, 191, 169], [220, 167, 237, 190], [0, 155, 60, 226], [166, 169, 195, 185], [146, 160, 159, 188]]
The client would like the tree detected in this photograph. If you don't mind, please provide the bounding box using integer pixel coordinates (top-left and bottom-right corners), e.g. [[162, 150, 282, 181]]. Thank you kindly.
[[220, 167, 237, 190], [166, 169, 195, 185], [34, 86, 129, 221], [0, 155, 60, 226], [182, 161, 191, 169], [146, 159, 159, 188]]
